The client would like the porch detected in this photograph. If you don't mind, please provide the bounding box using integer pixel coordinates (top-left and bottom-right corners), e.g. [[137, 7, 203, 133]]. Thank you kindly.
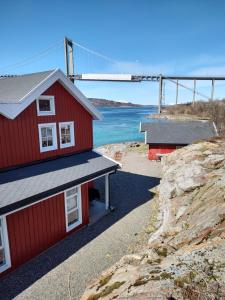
[[88, 173, 112, 225]]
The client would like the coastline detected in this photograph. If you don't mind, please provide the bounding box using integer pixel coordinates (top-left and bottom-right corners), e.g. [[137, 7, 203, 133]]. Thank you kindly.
[[95, 141, 148, 160]]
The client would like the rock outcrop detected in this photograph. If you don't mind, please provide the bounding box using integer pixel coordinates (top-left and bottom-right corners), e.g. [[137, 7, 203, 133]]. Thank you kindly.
[[82, 138, 225, 300]]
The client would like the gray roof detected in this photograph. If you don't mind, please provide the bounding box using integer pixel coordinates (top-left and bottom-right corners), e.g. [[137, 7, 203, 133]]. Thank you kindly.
[[0, 70, 54, 103], [140, 121, 217, 145], [0, 151, 119, 214]]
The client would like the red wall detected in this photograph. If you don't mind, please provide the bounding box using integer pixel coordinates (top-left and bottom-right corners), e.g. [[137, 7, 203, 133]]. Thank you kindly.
[[0, 81, 93, 170], [3, 183, 89, 276], [148, 144, 183, 160]]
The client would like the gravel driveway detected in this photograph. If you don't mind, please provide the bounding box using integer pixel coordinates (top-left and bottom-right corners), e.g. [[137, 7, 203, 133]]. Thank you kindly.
[[0, 152, 161, 300]]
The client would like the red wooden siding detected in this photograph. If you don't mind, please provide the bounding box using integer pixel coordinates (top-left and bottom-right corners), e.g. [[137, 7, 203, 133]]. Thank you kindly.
[[3, 182, 89, 276], [148, 144, 183, 160], [0, 81, 93, 169]]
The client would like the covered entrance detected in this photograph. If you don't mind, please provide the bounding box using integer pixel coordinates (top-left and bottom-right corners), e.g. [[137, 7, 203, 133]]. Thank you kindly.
[[88, 173, 112, 225]]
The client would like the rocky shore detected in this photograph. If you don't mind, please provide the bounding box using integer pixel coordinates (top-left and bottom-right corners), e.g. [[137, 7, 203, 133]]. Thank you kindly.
[[82, 137, 225, 299], [147, 113, 210, 121]]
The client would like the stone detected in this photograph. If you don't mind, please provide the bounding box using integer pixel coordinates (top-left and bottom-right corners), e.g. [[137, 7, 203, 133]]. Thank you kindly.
[[82, 139, 225, 299]]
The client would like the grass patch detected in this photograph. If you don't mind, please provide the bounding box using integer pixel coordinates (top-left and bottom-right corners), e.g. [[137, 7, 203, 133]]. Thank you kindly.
[[97, 273, 113, 289], [150, 275, 161, 280], [133, 276, 150, 286], [160, 272, 173, 280], [155, 247, 168, 257], [87, 281, 126, 300], [147, 258, 162, 265], [149, 269, 161, 274]]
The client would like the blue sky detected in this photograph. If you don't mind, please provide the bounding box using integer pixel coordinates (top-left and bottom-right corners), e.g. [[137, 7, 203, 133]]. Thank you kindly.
[[1, 0, 225, 104]]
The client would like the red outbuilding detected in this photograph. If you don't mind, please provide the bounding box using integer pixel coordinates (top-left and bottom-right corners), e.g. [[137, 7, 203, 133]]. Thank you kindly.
[[140, 121, 217, 160], [0, 69, 119, 276]]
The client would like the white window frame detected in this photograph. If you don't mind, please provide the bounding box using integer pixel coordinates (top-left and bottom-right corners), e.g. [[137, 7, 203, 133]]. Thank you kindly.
[[59, 121, 75, 149], [0, 217, 11, 273], [64, 185, 82, 232], [38, 123, 58, 153], [36, 95, 55, 116]]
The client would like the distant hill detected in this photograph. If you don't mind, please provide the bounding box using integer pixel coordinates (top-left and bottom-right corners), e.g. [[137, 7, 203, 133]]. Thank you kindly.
[[89, 98, 143, 107]]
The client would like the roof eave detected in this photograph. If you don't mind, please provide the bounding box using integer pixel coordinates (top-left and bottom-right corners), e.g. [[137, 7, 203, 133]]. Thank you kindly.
[[0, 164, 118, 215]]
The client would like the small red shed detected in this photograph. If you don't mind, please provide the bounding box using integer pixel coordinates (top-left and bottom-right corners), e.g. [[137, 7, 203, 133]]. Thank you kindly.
[[140, 121, 217, 160], [0, 69, 119, 276]]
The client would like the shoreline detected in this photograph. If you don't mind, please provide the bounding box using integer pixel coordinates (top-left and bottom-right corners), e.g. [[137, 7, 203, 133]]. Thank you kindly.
[[95, 141, 148, 159]]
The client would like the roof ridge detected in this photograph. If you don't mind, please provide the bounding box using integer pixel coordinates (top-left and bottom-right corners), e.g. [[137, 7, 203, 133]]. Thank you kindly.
[[0, 69, 56, 79]]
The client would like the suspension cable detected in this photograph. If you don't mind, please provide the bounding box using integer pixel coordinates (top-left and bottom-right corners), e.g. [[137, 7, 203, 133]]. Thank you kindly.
[[72, 40, 118, 64], [0, 40, 63, 73], [166, 77, 210, 100]]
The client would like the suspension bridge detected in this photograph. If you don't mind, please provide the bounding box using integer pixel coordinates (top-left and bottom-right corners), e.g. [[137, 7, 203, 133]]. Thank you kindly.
[[64, 37, 225, 113], [1, 36, 225, 113]]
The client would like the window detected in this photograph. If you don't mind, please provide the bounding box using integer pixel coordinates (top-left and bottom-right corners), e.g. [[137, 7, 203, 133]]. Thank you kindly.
[[36, 96, 55, 116], [59, 122, 75, 148], [65, 186, 82, 231], [0, 218, 11, 273], [38, 123, 57, 152]]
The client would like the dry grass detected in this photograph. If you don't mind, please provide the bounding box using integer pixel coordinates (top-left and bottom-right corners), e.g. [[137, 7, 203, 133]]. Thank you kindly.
[[97, 273, 113, 290], [165, 100, 225, 134], [86, 281, 126, 300]]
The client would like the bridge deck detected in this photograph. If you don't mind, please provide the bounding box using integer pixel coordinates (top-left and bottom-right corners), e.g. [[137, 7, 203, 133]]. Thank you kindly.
[[74, 74, 225, 82]]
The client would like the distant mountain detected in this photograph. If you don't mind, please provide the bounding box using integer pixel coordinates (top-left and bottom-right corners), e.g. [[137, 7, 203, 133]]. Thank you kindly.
[[89, 98, 144, 107]]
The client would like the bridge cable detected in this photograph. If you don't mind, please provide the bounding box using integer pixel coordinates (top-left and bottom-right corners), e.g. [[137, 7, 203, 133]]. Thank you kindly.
[[166, 78, 210, 100], [72, 40, 119, 65], [0, 40, 63, 74]]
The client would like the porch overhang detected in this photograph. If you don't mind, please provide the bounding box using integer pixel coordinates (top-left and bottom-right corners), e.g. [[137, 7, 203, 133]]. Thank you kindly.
[[0, 151, 120, 215]]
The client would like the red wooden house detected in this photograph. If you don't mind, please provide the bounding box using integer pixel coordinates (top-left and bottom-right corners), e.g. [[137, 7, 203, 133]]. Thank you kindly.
[[140, 121, 217, 160], [0, 69, 119, 276]]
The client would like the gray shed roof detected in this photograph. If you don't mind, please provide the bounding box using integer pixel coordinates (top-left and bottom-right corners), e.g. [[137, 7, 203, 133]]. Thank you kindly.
[[140, 121, 217, 145], [0, 70, 54, 103], [0, 151, 119, 215]]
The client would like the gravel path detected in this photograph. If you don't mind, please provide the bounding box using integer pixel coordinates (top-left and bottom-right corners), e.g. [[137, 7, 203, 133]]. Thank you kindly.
[[0, 151, 161, 300]]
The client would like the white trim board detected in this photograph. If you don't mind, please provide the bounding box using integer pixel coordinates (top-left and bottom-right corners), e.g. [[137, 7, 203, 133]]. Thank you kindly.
[[38, 123, 58, 153], [0, 217, 11, 273], [36, 95, 55, 116], [0, 69, 101, 120], [64, 185, 82, 232], [59, 121, 75, 149]]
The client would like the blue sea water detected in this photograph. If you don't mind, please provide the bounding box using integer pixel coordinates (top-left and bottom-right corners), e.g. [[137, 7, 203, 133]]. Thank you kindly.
[[93, 106, 158, 147]]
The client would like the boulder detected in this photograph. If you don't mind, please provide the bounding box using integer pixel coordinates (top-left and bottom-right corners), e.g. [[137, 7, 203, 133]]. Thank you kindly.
[[82, 139, 225, 299]]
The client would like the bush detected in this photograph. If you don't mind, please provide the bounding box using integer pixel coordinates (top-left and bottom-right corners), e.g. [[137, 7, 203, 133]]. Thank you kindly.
[[165, 100, 225, 134]]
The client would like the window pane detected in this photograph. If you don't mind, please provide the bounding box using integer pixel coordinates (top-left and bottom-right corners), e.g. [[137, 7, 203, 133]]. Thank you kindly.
[[42, 138, 48, 147], [47, 137, 53, 146], [65, 126, 70, 134], [39, 99, 51, 111], [66, 187, 78, 197], [65, 135, 71, 143], [68, 209, 79, 226], [61, 124, 72, 145], [47, 127, 53, 137], [67, 195, 77, 211], [61, 136, 67, 144], [41, 128, 47, 137]]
